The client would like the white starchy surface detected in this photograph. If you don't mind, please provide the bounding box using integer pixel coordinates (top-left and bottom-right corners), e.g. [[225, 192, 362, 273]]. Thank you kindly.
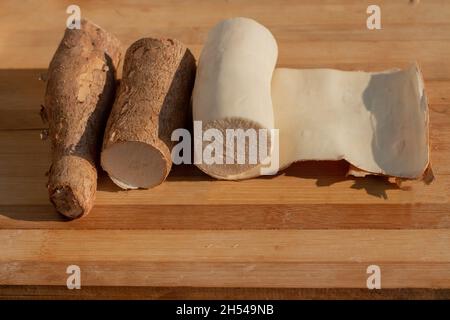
[[272, 65, 429, 178], [192, 17, 429, 180], [193, 17, 277, 132], [101, 141, 167, 189]]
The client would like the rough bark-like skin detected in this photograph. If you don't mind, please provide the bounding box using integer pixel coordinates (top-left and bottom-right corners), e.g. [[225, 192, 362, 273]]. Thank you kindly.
[[102, 38, 196, 188], [44, 19, 122, 219]]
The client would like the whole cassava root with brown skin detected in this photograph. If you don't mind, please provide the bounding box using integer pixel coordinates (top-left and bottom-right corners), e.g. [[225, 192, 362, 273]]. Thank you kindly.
[[101, 38, 196, 189], [43, 19, 122, 219]]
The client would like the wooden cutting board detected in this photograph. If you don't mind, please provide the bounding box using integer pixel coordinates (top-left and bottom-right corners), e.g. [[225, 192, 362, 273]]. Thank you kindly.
[[0, 0, 449, 299]]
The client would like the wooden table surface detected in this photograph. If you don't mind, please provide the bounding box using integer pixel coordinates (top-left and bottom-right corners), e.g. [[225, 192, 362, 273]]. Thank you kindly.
[[0, 0, 449, 299]]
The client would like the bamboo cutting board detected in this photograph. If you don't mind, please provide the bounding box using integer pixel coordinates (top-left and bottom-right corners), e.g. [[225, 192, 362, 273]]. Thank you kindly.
[[0, 0, 449, 299]]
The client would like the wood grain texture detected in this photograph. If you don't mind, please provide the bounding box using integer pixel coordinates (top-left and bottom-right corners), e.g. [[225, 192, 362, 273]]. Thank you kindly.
[[0, 0, 449, 299], [1, 286, 449, 300], [0, 230, 449, 288]]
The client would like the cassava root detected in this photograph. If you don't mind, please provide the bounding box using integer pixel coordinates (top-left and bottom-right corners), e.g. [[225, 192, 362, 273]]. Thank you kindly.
[[101, 38, 196, 189], [44, 19, 122, 219]]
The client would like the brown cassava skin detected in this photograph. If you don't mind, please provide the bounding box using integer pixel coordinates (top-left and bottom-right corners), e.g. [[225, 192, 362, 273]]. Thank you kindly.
[[102, 38, 196, 188], [43, 19, 122, 219]]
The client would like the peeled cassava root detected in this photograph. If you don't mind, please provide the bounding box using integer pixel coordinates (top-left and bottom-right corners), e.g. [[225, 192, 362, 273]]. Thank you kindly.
[[101, 38, 196, 189], [193, 18, 276, 179], [192, 17, 430, 181], [44, 19, 122, 219]]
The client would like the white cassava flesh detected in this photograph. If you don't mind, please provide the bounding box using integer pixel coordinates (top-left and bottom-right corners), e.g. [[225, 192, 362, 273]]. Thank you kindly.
[[192, 17, 430, 180], [101, 141, 167, 189], [192, 17, 277, 179]]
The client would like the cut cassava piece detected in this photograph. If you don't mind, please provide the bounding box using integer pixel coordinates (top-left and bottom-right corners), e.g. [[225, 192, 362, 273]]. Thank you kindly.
[[192, 17, 430, 181], [44, 19, 122, 219], [101, 38, 196, 189], [192, 17, 277, 179]]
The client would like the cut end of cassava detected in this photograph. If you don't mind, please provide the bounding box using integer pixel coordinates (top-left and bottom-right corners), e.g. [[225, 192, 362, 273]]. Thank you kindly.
[[195, 117, 272, 180], [101, 141, 170, 189]]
